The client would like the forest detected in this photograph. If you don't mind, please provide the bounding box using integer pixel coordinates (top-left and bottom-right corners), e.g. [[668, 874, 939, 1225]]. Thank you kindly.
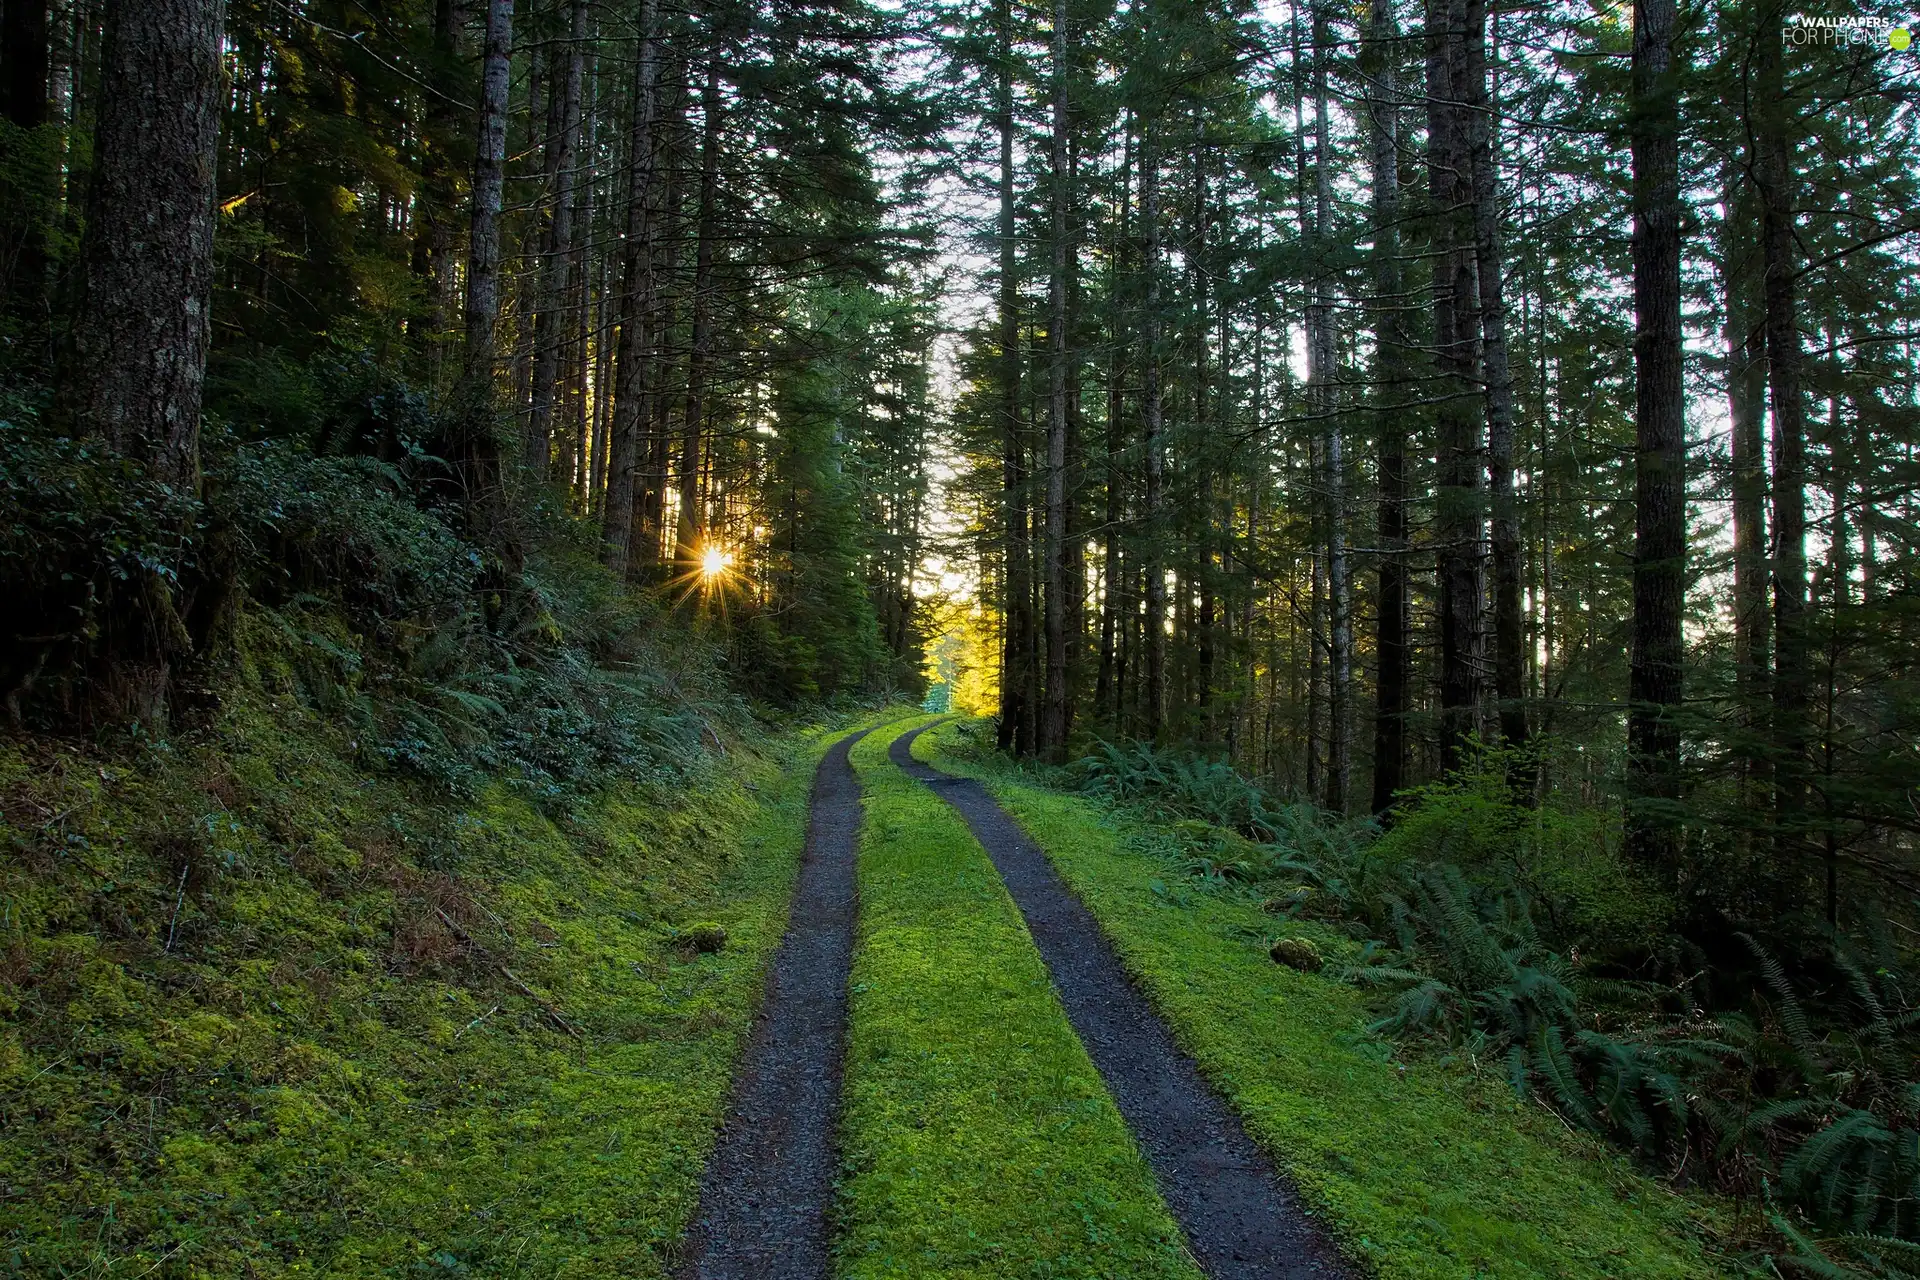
[[0, 0, 1917, 1273]]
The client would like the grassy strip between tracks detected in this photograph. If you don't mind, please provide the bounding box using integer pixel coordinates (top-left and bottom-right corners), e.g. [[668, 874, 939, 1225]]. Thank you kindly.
[[833, 718, 1204, 1280], [914, 718, 1746, 1280]]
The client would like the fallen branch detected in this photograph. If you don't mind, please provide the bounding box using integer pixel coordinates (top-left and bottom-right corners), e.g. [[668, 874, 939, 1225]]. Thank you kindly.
[[501, 966, 581, 1038], [457, 1004, 501, 1040]]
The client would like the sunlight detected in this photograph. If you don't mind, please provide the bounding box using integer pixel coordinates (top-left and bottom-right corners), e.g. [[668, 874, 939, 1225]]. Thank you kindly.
[[700, 545, 732, 580]]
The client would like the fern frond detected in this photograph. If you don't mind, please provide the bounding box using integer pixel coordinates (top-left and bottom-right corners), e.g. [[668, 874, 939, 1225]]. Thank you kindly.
[[1741, 931, 1824, 1081], [1784, 1110, 1888, 1198], [1533, 1024, 1598, 1130]]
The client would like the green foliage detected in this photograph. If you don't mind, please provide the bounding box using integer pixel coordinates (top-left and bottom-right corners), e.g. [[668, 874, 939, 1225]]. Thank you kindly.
[[1063, 728, 1920, 1265], [0, 391, 212, 717], [1368, 762, 1673, 958], [220, 437, 732, 798], [0, 369, 744, 795], [751, 300, 895, 705], [220, 437, 479, 623], [1078, 739, 1301, 842], [0, 686, 860, 1275]]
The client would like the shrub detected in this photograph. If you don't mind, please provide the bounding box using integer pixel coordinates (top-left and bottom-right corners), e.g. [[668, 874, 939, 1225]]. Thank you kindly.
[[1078, 739, 1289, 840], [1369, 763, 1673, 960]]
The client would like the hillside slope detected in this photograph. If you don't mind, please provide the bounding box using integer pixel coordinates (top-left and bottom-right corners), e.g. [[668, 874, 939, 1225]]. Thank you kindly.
[[1, 683, 862, 1276]]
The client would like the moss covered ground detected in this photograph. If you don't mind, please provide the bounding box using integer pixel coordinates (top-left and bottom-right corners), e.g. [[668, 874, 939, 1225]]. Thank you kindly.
[[0, 683, 872, 1277], [913, 719, 1747, 1280], [834, 719, 1203, 1279]]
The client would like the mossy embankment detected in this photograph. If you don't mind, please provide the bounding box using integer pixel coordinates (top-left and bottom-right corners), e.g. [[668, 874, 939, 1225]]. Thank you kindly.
[[834, 718, 1202, 1279], [0, 684, 866, 1276], [913, 719, 1747, 1280]]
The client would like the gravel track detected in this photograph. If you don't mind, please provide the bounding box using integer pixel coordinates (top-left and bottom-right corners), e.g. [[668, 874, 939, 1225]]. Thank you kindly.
[[891, 723, 1348, 1280], [679, 729, 870, 1280]]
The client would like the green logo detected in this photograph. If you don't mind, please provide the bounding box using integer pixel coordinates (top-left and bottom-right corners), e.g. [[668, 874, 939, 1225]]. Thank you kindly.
[[1893, 26, 1913, 49]]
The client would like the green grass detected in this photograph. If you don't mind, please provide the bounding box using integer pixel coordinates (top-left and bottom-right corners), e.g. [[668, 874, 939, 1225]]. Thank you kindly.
[[915, 719, 1747, 1280], [0, 685, 880, 1278], [834, 718, 1204, 1280]]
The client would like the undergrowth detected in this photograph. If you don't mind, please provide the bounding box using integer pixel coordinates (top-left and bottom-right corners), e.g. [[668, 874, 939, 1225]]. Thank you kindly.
[[949, 721, 1920, 1278], [0, 685, 852, 1275], [2, 380, 744, 790]]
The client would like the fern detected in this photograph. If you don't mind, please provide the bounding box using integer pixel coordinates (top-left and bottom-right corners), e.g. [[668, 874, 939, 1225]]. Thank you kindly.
[[1773, 1210, 1876, 1280], [1830, 1234, 1920, 1277], [1742, 932, 1826, 1082], [1721, 1097, 1832, 1158], [1532, 1024, 1599, 1130], [1837, 948, 1897, 1053]]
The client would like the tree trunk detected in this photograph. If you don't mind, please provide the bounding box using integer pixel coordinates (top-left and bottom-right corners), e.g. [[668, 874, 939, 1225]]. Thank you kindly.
[[590, 253, 613, 508], [1095, 125, 1132, 725], [1626, 0, 1685, 871], [1722, 159, 1770, 815], [52, 0, 222, 723], [995, 0, 1031, 754], [564, 52, 598, 498], [454, 0, 517, 563], [1141, 126, 1167, 744], [1754, 0, 1808, 857], [636, 75, 689, 576], [1428, 0, 1485, 772], [414, 0, 464, 369], [461, 0, 513, 390], [1308, 0, 1350, 813], [674, 55, 724, 571], [525, 0, 589, 477], [61, 0, 221, 492], [1366, 0, 1411, 814], [1306, 546, 1325, 802], [1042, 0, 1072, 760], [598, 0, 661, 578], [1470, 3, 1527, 754]]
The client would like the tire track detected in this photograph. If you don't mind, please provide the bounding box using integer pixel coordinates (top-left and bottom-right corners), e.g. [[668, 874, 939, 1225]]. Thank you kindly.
[[680, 729, 869, 1280], [891, 723, 1348, 1280]]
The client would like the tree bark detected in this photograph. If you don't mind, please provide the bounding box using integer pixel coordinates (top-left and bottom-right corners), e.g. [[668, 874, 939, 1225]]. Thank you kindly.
[[674, 54, 724, 571], [1042, 0, 1072, 759], [1754, 0, 1808, 852], [1721, 159, 1770, 811], [1308, 0, 1350, 813], [1469, 4, 1527, 754], [1626, 0, 1685, 871], [1141, 125, 1168, 744], [525, 0, 589, 478], [635, 74, 689, 576], [453, 0, 518, 566], [599, 0, 662, 578], [1366, 0, 1411, 814], [54, 0, 224, 722], [564, 51, 598, 498], [461, 0, 513, 391], [1428, 0, 1486, 771], [995, 0, 1032, 754], [61, 0, 221, 491], [1095, 123, 1132, 725], [413, 0, 464, 368]]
